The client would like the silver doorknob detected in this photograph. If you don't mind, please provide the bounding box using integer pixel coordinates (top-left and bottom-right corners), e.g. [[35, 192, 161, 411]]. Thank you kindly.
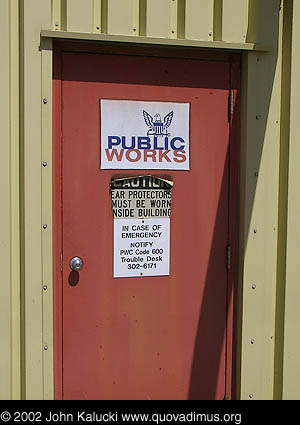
[[69, 256, 84, 272]]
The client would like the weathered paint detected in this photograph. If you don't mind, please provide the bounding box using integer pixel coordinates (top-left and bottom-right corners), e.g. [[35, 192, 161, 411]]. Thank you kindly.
[[0, 0, 299, 400], [58, 51, 236, 400]]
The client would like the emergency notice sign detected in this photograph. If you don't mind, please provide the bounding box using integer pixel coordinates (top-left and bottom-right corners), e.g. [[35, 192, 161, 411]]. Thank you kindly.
[[101, 99, 190, 170], [110, 176, 173, 278]]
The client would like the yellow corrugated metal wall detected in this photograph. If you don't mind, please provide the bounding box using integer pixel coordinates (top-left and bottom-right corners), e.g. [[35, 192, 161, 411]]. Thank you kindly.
[[49, 0, 252, 43], [0, 0, 20, 400], [1, 0, 299, 400]]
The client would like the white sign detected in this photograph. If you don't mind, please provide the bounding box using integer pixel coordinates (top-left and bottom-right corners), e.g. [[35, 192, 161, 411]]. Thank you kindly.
[[101, 99, 190, 170], [111, 176, 172, 278], [114, 219, 170, 278]]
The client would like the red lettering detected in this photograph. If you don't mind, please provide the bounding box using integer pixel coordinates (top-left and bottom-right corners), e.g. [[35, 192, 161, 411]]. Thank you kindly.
[[105, 148, 124, 161], [158, 150, 171, 162], [125, 149, 141, 162], [173, 150, 186, 163], [143, 150, 157, 162]]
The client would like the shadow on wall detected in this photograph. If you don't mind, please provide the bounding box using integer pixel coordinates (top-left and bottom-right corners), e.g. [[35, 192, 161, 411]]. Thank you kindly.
[[188, 0, 281, 399]]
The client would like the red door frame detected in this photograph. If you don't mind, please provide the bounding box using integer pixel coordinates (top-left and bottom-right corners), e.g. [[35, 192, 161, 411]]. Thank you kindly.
[[52, 41, 240, 400]]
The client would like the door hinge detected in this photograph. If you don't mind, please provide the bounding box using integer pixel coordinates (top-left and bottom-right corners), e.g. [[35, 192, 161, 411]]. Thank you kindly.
[[60, 254, 63, 272], [226, 245, 231, 270], [228, 89, 234, 122]]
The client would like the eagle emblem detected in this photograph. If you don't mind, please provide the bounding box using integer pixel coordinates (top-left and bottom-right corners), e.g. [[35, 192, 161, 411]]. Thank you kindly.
[[143, 110, 174, 137]]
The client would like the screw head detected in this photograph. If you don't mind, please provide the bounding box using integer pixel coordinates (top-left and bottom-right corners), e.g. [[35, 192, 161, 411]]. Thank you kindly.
[[254, 171, 259, 177], [43, 285, 48, 291], [43, 98, 48, 104], [42, 161, 47, 167], [250, 339, 255, 344], [42, 224, 47, 229], [44, 345, 48, 351], [256, 115, 260, 120], [249, 394, 253, 399], [252, 284, 256, 290], [253, 228, 257, 234]]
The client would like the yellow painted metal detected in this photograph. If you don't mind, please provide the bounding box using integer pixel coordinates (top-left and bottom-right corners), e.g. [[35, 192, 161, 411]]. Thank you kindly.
[[21, 0, 52, 400], [146, 0, 171, 38], [93, 0, 102, 34], [45, 0, 280, 46], [67, 0, 93, 33], [177, 0, 185, 39], [10, 0, 21, 401], [222, 0, 248, 43], [169, 0, 178, 39], [282, 0, 300, 400], [0, 0, 21, 401], [101, 0, 108, 34], [41, 29, 268, 51], [107, 0, 136, 36], [274, 0, 292, 401], [1, 0, 300, 401], [0, 0, 12, 400], [52, 0, 66, 31], [132, 0, 140, 35], [185, 0, 214, 41], [41, 37, 54, 400], [139, 0, 146, 36], [238, 2, 283, 400], [52, 0, 61, 30], [213, 0, 222, 41]]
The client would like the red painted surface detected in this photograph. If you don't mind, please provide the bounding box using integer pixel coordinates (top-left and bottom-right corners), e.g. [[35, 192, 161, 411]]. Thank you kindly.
[[54, 49, 239, 400]]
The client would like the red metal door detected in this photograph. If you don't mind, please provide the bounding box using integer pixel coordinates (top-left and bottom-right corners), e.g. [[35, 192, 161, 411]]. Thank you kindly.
[[54, 48, 239, 400]]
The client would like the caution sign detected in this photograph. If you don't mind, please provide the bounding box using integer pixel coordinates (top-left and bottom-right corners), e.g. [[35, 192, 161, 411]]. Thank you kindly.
[[110, 176, 173, 278]]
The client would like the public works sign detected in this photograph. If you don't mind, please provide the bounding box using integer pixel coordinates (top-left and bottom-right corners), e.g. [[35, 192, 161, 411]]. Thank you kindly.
[[100, 99, 190, 170]]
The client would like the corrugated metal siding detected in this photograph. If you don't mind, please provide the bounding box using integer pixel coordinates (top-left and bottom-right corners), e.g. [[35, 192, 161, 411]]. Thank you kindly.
[[0, 0, 20, 401], [50, 0, 256, 43], [22, 0, 53, 400], [1, 0, 296, 401], [0, 0, 12, 400]]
